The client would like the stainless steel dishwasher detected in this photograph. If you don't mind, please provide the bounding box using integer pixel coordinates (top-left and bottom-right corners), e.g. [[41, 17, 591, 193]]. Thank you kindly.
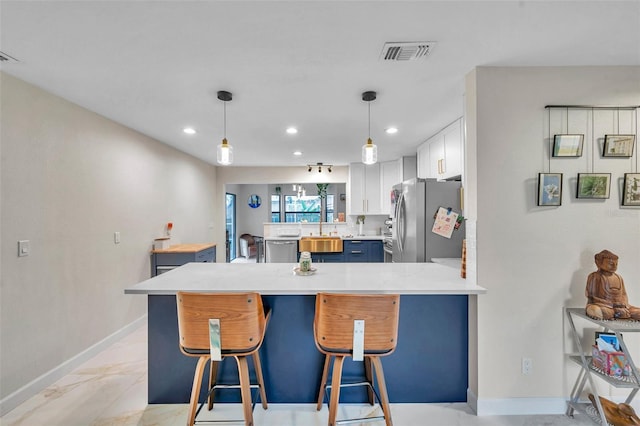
[[265, 239, 298, 263]]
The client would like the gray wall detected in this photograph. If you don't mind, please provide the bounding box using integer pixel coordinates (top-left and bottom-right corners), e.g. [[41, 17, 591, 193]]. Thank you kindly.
[[0, 73, 217, 406]]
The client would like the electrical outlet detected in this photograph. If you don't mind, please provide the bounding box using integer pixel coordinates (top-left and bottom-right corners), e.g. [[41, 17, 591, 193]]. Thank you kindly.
[[18, 240, 30, 257], [522, 357, 533, 375], [114, 232, 121, 244]]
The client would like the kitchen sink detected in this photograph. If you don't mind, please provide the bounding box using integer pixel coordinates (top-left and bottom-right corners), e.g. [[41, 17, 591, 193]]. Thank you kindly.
[[298, 236, 343, 253]]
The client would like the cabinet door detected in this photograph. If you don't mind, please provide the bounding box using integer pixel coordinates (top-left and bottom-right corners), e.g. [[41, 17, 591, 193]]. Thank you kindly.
[[347, 163, 366, 215], [313, 252, 344, 263], [348, 163, 383, 215], [364, 162, 382, 214], [381, 161, 400, 217], [429, 135, 445, 178], [442, 118, 463, 179], [417, 141, 430, 179], [368, 241, 384, 262]]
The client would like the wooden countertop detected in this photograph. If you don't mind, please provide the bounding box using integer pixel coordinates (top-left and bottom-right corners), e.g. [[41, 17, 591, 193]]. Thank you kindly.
[[125, 262, 486, 296], [151, 243, 216, 254]]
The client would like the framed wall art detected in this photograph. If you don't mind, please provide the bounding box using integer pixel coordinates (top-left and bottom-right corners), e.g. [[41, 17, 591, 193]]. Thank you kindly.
[[622, 173, 640, 206], [552, 134, 584, 157], [603, 134, 635, 157], [248, 194, 261, 208], [537, 173, 563, 206], [576, 173, 611, 199]]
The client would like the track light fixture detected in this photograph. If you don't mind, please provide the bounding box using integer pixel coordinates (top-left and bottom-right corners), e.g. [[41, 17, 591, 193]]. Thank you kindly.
[[361, 91, 378, 165], [216, 91, 233, 165], [307, 162, 332, 173]]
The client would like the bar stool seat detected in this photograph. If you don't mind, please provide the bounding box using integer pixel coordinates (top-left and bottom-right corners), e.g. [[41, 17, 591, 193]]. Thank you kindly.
[[176, 291, 270, 426], [314, 293, 400, 426]]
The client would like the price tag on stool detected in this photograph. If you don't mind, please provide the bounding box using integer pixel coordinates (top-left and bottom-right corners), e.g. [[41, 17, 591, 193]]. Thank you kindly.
[[353, 320, 365, 361], [209, 318, 222, 361]]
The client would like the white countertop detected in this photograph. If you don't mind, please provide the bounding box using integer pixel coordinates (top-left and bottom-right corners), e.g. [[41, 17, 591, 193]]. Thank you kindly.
[[124, 262, 486, 295], [263, 235, 385, 241], [431, 258, 463, 269]]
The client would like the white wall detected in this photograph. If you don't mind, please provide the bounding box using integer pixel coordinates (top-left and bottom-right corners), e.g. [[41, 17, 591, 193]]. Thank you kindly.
[[235, 184, 270, 238], [0, 73, 217, 408], [466, 66, 640, 414]]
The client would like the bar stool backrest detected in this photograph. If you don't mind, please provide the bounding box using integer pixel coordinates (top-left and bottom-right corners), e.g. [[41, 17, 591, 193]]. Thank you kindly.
[[176, 292, 266, 355], [314, 293, 400, 355]]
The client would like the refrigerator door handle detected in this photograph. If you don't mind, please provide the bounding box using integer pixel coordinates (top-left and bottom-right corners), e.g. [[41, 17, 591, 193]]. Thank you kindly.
[[397, 192, 406, 253]]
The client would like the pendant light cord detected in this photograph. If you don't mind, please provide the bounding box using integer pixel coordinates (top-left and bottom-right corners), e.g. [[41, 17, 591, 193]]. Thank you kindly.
[[223, 101, 227, 140], [368, 101, 371, 140]]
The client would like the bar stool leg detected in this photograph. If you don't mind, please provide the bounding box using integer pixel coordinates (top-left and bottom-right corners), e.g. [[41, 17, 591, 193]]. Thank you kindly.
[[252, 352, 268, 409], [187, 356, 209, 426], [208, 360, 219, 410], [236, 356, 254, 426], [316, 355, 331, 410], [370, 357, 393, 426], [328, 356, 345, 426], [364, 357, 375, 405]]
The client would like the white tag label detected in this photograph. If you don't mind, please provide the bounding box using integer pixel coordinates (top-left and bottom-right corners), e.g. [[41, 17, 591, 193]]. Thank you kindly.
[[209, 318, 222, 361], [353, 320, 365, 361]]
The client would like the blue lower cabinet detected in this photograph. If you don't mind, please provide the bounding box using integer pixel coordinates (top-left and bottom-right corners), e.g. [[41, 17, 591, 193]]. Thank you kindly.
[[344, 240, 383, 263], [368, 241, 384, 262], [312, 252, 344, 263], [296, 240, 383, 263]]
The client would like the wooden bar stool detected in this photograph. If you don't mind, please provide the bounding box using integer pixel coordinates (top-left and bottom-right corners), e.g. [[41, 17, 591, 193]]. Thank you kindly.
[[314, 293, 400, 426], [176, 291, 270, 426]]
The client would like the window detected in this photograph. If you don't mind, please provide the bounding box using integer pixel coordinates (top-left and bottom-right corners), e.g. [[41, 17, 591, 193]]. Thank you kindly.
[[271, 195, 281, 222], [326, 194, 335, 223], [283, 194, 334, 223], [285, 195, 320, 222]]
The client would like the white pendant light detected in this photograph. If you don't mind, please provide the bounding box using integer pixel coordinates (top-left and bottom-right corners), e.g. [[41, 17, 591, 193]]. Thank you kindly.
[[361, 91, 378, 165], [216, 91, 233, 165]]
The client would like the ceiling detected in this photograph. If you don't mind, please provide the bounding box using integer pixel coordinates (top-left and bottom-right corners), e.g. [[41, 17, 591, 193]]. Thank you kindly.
[[1, 1, 639, 167]]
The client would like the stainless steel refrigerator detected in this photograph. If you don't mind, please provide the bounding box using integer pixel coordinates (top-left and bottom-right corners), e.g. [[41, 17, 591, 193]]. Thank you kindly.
[[391, 178, 464, 262]]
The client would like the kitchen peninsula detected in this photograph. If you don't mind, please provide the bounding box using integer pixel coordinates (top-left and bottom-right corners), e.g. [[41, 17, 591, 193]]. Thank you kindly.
[[125, 262, 486, 404]]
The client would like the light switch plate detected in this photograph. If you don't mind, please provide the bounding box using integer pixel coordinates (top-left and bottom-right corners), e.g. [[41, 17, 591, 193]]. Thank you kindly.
[[18, 240, 30, 257]]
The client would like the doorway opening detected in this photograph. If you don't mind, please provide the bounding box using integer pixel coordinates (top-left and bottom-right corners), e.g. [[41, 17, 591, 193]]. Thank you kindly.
[[225, 193, 236, 262]]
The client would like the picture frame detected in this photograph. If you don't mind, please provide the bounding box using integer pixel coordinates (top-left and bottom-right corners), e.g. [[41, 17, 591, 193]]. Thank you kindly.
[[622, 173, 640, 206], [537, 173, 562, 206], [603, 134, 635, 157], [576, 173, 611, 199], [552, 134, 584, 157]]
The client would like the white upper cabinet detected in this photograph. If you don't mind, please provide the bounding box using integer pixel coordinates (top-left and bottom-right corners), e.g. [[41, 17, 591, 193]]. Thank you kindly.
[[416, 141, 430, 179], [380, 160, 401, 217], [347, 162, 383, 215], [416, 117, 463, 180]]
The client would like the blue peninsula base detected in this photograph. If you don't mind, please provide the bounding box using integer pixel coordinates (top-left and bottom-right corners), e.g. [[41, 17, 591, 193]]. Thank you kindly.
[[148, 294, 468, 404]]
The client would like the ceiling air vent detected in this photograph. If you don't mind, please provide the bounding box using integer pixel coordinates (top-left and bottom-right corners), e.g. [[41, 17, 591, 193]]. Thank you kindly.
[[0, 51, 19, 63], [380, 42, 435, 61]]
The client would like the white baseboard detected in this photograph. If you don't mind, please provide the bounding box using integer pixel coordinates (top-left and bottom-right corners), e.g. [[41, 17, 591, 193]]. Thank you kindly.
[[0, 315, 147, 416], [467, 388, 639, 416], [468, 388, 570, 416]]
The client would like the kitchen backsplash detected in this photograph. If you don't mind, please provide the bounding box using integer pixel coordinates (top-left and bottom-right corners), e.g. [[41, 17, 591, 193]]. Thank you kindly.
[[263, 215, 388, 238]]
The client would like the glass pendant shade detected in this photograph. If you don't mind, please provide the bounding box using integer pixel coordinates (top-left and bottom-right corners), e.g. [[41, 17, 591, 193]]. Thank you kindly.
[[216, 90, 233, 166], [217, 138, 233, 165], [362, 138, 377, 165]]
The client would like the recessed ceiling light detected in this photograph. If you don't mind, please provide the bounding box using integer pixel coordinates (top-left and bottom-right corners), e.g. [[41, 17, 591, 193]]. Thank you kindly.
[[183, 127, 196, 135], [293, 151, 303, 156], [385, 127, 398, 134], [286, 127, 298, 134]]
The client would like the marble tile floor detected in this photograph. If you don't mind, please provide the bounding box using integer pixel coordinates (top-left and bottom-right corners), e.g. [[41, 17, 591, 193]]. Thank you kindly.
[[1, 321, 596, 426]]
